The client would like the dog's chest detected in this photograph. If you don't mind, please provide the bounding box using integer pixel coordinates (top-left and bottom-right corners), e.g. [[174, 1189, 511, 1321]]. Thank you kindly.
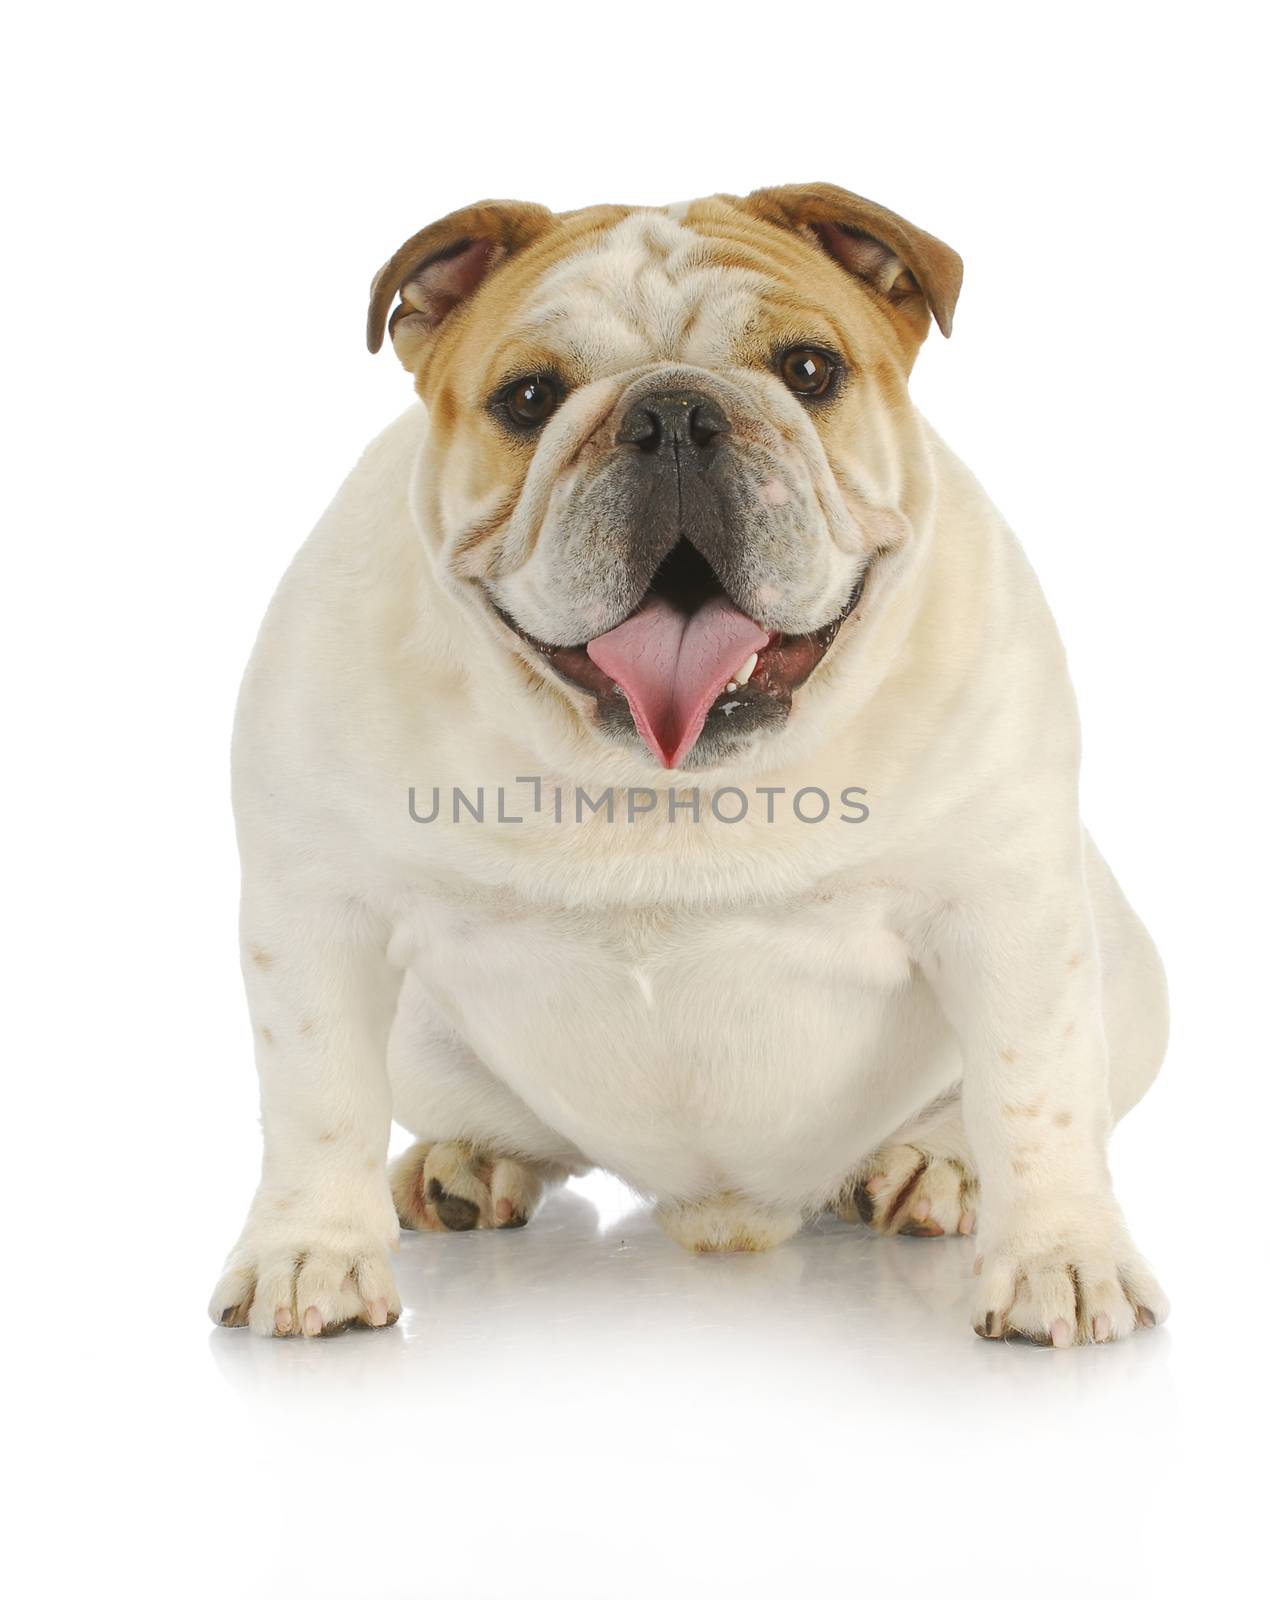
[[395, 881, 933, 1195]]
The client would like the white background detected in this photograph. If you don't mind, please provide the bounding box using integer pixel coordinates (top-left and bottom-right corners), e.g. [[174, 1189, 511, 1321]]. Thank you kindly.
[[6, 3, 1267, 1595]]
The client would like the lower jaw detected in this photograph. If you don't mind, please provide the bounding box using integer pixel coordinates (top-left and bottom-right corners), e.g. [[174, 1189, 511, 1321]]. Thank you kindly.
[[596, 689, 793, 771]]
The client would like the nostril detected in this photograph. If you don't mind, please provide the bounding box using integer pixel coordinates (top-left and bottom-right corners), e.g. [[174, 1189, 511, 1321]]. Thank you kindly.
[[634, 409, 662, 453], [688, 401, 729, 448], [617, 407, 662, 452]]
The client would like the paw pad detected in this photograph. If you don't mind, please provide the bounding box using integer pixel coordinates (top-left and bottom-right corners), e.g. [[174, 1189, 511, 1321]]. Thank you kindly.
[[390, 1141, 559, 1233]]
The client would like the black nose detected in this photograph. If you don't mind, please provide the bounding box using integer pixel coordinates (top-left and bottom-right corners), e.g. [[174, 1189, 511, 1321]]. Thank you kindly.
[[617, 390, 730, 455]]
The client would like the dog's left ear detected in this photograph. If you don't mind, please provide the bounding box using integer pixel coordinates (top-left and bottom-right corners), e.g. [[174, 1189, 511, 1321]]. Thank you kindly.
[[736, 183, 963, 341], [366, 199, 556, 368]]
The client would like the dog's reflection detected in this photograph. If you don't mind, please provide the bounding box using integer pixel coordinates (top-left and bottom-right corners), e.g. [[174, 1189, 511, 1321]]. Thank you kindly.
[[210, 1180, 1173, 1424]]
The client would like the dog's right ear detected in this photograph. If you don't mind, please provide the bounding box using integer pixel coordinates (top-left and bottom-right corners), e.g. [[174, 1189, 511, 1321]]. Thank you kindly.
[[366, 200, 556, 368]]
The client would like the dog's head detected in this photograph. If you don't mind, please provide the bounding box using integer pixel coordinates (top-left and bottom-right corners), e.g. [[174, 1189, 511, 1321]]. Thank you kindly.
[[368, 184, 961, 770]]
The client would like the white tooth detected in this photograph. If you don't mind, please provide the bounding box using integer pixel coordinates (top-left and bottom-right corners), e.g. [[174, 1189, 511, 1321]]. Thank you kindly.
[[725, 681, 738, 693], [733, 652, 758, 687]]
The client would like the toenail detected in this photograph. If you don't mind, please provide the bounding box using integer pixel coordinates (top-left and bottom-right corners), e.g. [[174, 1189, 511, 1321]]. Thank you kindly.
[[911, 1199, 931, 1222], [275, 1307, 293, 1334], [495, 1198, 513, 1222], [958, 1212, 976, 1235], [1050, 1318, 1073, 1348], [1093, 1312, 1111, 1342], [302, 1306, 322, 1336], [366, 1298, 388, 1327]]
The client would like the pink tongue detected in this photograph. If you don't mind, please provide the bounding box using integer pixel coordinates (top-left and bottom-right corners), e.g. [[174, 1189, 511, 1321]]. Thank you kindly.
[[587, 594, 771, 768]]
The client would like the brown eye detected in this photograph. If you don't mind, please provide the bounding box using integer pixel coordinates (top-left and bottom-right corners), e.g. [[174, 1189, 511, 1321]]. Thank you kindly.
[[779, 347, 837, 398], [502, 374, 561, 428]]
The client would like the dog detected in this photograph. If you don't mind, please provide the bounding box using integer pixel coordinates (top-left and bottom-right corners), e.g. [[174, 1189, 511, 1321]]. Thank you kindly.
[[210, 183, 1168, 1345]]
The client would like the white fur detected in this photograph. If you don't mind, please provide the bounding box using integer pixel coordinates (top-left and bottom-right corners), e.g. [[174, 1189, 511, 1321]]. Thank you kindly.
[[210, 215, 1169, 1345], [522, 210, 770, 370]]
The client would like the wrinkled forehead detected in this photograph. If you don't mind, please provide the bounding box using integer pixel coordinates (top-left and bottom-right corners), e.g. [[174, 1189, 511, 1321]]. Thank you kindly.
[[515, 209, 774, 376]]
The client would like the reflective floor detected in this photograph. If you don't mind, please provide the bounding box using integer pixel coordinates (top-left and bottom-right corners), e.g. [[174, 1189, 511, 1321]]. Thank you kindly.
[[184, 1169, 1245, 1598]]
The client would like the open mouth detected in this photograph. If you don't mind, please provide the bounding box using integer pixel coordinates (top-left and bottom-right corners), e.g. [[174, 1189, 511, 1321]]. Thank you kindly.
[[494, 539, 868, 768]]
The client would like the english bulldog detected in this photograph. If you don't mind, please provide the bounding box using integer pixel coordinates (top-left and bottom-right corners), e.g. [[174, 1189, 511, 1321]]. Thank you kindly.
[[210, 183, 1169, 1345]]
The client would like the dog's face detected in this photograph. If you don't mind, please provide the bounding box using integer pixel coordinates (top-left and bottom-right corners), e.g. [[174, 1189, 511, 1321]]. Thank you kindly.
[[368, 185, 961, 770]]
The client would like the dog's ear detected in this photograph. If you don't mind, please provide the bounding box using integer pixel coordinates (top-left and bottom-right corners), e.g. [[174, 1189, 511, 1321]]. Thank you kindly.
[[736, 183, 962, 341], [366, 199, 556, 368]]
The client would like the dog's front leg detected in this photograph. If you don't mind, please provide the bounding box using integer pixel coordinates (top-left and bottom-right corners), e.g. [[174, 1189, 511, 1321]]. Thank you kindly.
[[209, 879, 403, 1337], [928, 878, 1168, 1346]]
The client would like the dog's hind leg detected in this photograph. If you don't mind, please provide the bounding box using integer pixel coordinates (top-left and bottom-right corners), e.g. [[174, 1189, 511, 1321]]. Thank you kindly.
[[1084, 832, 1169, 1120], [834, 1090, 980, 1238], [390, 1140, 571, 1231], [387, 975, 588, 1233], [835, 844, 1166, 1241]]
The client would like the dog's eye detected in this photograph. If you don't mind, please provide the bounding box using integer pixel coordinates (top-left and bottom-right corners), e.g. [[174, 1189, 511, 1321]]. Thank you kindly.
[[779, 347, 838, 399], [501, 374, 561, 429]]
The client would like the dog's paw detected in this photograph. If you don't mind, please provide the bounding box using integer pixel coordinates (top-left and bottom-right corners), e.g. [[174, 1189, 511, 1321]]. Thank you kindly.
[[839, 1143, 978, 1238], [972, 1225, 1168, 1347], [389, 1140, 562, 1232], [209, 1222, 401, 1338]]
